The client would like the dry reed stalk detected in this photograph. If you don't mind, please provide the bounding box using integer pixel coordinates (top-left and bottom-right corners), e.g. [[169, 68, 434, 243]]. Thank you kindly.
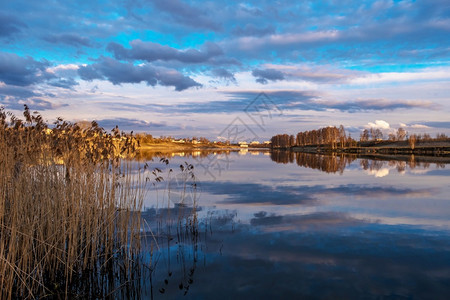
[[0, 106, 144, 298]]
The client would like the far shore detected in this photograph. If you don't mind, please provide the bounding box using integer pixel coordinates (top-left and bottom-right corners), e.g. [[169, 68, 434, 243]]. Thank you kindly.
[[288, 140, 450, 156], [138, 141, 270, 152], [137, 140, 450, 159]]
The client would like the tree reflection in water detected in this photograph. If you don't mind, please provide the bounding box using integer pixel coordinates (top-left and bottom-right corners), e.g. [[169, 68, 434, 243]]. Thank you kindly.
[[271, 150, 356, 174], [270, 150, 449, 174]]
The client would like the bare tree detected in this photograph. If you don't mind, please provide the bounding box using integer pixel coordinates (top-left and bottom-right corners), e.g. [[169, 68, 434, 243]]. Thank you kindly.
[[397, 127, 406, 141], [338, 125, 346, 148], [373, 129, 383, 140], [360, 129, 369, 142]]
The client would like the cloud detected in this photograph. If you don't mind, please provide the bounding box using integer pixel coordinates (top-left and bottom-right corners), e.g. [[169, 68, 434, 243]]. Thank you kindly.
[[0, 52, 52, 86], [150, 0, 221, 30], [321, 98, 436, 112], [46, 77, 79, 89], [46, 64, 80, 77], [395, 122, 432, 130], [421, 121, 450, 129], [0, 13, 27, 38], [107, 40, 224, 64], [0, 96, 65, 111], [0, 83, 39, 99], [0, 52, 78, 91], [260, 64, 364, 83], [224, 91, 436, 113], [411, 124, 431, 129], [252, 68, 285, 84], [92, 118, 177, 132], [367, 120, 390, 130], [231, 30, 340, 53], [43, 33, 93, 47], [232, 24, 275, 37], [78, 57, 201, 91], [211, 68, 236, 82]]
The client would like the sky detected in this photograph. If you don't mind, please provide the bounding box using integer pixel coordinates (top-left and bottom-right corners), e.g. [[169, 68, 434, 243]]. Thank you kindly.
[[1, 0, 450, 141]]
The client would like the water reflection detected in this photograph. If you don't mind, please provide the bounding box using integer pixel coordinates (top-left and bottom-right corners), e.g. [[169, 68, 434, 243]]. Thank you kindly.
[[135, 149, 235, 161], [140, 205, 201, 299], [139, 206, 450, 299], [137, 150, 450, 299], [271, 150, 449, 175]]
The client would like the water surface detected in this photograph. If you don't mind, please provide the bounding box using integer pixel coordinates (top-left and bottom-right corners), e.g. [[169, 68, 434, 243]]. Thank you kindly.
[[139, 150, 450, 299]]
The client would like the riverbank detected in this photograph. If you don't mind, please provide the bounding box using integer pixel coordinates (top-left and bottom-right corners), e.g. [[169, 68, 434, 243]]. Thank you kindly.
[[139, 141, 270, 151], [290, 140, 450, 156]]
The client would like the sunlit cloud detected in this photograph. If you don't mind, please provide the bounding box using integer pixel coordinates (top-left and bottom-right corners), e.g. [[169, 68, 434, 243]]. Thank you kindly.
[[366, 120, 390, 130]]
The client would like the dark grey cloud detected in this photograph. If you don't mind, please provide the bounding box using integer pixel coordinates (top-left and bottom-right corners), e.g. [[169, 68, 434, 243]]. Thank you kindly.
[[211, 68, 236, 82], [0, 13, 27, 38], [78, 57, 201, 91], [0, 85, 39, 99], [151, 0, 221, 31], [0, 52, 78, 91], [47, 77, 79, 89], [0, 52, 52, 86], [252, 68, 285, 84], [107, 40, 223, 64], [225, 91, 436, 112], [43, 33, 93, 48]]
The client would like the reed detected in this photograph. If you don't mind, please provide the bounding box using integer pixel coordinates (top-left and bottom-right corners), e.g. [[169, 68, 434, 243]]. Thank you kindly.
[[0, 106, 144, 298]]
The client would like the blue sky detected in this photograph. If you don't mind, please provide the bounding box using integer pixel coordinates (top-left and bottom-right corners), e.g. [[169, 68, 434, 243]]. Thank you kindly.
[[1, 0, 450, 140]]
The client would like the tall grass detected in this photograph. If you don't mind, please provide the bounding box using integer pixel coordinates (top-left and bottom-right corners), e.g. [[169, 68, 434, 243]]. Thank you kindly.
[[0, 106, 144, 298]]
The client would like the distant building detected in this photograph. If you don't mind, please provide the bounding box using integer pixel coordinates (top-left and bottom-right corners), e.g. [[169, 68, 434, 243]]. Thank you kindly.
[[239, 142, 248, 148], [250, 141, 260, 145]]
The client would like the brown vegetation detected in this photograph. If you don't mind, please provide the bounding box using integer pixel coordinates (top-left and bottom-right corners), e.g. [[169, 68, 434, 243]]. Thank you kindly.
[[0, 106, 145, 298]]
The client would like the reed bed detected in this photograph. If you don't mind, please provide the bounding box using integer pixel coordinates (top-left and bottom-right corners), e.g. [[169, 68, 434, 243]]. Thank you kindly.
[[0, 106, 144, 298]]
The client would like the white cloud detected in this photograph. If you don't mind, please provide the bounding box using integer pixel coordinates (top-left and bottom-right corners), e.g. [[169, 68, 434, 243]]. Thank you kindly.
[[410, 124, 430, 129], [397, 123, 431, 129], [350, 67, 450, 86], [367, 120, 390, 129]]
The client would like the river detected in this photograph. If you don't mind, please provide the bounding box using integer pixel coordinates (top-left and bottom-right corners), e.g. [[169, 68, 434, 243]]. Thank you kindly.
[[136, 150, 450, 299]]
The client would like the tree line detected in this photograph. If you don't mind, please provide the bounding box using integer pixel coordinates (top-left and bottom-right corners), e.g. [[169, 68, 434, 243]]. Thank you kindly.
[[271, 125, 449, 149], [271, 125, 352, 149]]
